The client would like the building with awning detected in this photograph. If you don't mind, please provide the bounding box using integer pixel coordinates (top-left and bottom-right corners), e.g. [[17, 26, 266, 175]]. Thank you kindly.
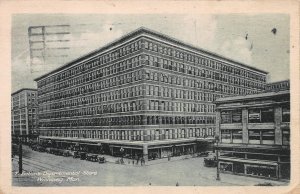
[[214, 83, 290, 180]]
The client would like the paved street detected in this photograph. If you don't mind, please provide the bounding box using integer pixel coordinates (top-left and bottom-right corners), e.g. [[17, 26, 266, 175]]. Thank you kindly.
[[12, 146, 288, 186]]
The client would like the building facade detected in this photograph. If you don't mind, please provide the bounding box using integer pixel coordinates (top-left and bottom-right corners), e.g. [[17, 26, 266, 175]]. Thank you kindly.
[[215, 84, 290, 180], [34, 27, 268, 159], [11, 88, 38, 138], [265, 79, 290, 92]]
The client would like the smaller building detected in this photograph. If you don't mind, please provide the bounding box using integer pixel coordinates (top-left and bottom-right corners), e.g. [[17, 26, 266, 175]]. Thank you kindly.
[[11, 88, 38, 140], [214, 85, 290, 180], [265, 79, 290, 92]]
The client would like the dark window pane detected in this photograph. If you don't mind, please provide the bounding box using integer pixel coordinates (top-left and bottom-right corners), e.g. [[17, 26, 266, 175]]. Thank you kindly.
[[282, 106, 290, 122], [232, 110, 242, 123], [261, 108, 274, 123]]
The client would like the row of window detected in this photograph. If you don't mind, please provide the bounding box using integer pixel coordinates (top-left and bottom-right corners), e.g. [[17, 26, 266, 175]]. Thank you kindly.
[[144, 39, 266, 82], [39, 99, 215, 119], [265, 80, 290, 92], [37, 39, 144, 88], [39, 127, 215, 140], [146, 70, 261, 95], [221, 106, 290, 124], [149, 100, 215, 113], [221, 128, 289, 145], [39, 115, 215, 127], [144, 54, 265, 89]]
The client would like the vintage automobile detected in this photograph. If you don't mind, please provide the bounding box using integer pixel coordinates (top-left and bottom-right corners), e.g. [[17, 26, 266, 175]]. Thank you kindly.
[[204, 156, 217, 167], [80, 152, 87, 160], [98, 156, 106, 163], [49, 148, 56, 154], [63, 150, 70, 157], [37, 146, 46, 152], [197, 151, 209, 157], [56, 149, 64, 156], [86, 154, 98, 162], [73, 151, 81, 158]]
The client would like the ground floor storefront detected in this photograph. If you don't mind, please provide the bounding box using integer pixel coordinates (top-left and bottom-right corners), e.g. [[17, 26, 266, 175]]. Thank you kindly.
[[217, 144, 290, 181], [38, 136, 214, 161]]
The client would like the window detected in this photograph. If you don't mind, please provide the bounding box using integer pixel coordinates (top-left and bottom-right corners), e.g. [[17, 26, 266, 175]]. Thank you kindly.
[[232, 130, 242, 143], [221, 111, 231, 124], [221, 130, 231, 143], [221, 110, 242, 123], [262, 130, 275, 144], [248, 130, 260, 144], [282, 105, 290, 122], [248, 108, 274, 123], [221, 129, 242, 143], [249, 130, 275, 145], [282, 128, 290, 145]]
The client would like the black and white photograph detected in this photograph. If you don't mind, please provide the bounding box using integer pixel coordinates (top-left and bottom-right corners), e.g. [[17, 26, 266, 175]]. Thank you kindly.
[[1, 0, 299, 193]]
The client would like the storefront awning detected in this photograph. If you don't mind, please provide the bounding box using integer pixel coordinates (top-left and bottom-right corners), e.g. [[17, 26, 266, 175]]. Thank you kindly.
[[148, 145, 173, 149], [175, 143, 196, 147], [219, 157, 278, 166], [109, 145, 143, 150]]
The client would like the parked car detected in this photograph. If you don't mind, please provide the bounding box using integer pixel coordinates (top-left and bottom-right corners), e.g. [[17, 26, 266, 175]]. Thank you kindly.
[[98, 156, 106, 163], [63, 150, 70, 157], [80, 152, 87, 160], [198, 151, 209, 157], [86, 154, 98, 162], [37, 146, 46, 152], [204, 156, 217, 167], [73, 151, 81, 158]]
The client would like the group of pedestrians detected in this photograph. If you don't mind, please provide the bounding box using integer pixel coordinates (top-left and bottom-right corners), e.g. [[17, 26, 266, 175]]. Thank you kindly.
[[131, 155, 145, 166]]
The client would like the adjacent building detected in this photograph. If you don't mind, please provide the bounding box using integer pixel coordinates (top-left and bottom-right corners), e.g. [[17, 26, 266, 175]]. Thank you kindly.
[[214, 81, 290, 180], [11, 88, 38, 138], [34, 27, 268, 159]]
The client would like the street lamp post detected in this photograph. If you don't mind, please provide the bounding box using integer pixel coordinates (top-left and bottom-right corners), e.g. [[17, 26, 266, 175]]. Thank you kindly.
[[120, 147, 124, 159], [215, 135, 220, 181]]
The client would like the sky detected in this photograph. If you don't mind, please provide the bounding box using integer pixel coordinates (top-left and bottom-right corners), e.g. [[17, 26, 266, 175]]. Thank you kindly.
[[11, 14, 290, 92]]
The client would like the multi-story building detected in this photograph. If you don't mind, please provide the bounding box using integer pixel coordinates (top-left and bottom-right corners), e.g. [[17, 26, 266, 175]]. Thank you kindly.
[[214, 81, 290, 180], [34, 27, 268, 160], [265, 79, 290, 92], [11, 88, 38, 138]]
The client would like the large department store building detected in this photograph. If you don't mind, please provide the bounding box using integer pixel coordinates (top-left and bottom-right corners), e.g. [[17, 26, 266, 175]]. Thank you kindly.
[[215, 80, 290, 180], [34, 27, 268, 159]]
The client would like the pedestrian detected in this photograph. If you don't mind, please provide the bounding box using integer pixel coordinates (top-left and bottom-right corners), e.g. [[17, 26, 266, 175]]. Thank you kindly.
[[135, 154, 139, 165], [141, 157, 145, 166], [176, 182, 179, 186]]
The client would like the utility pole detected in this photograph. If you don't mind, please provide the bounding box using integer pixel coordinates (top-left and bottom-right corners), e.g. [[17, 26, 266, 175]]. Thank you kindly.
[[215, 135, 220, 181], [18, 137, 23, 174]]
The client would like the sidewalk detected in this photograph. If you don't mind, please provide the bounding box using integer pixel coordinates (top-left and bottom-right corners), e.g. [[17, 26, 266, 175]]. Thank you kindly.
[[103, 153, 199, 166]]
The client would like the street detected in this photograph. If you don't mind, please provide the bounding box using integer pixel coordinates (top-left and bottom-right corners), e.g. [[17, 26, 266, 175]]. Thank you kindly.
[[12, 145, 287, 186]]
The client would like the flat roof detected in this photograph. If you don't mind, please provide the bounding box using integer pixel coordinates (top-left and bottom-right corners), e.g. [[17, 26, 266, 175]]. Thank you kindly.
[[34, 27, 268, 81], [11, 88, 37, 96], [215, 90, 290, 103]]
